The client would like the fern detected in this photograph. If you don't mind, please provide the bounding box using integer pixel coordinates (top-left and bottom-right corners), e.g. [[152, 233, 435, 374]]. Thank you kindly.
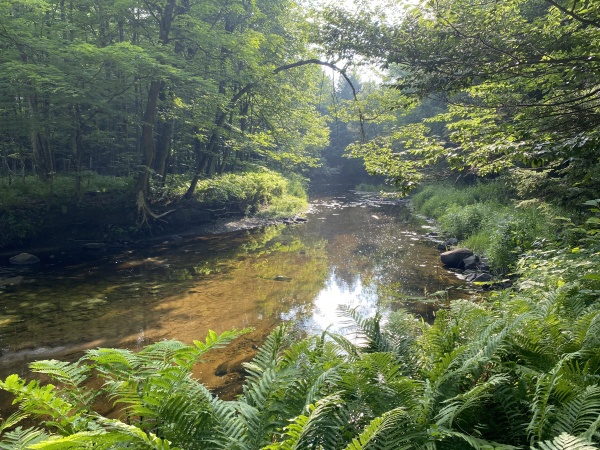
[[267, 395, 349, 450], [0, 412, 28, 435], [342, 407, 417, 450], [435, 374, 511, 429], [551, 385, 600, 439], [0, 375, 86, 435], [0, 427, 49, 450], [532, 432, 597, 450], [28, 360, 94, 408]]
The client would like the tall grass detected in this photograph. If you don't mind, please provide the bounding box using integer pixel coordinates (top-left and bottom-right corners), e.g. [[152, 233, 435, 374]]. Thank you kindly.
[[412, 181, 565, 273]]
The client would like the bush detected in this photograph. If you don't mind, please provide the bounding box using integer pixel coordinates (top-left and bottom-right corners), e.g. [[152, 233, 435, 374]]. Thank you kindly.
[[193, 169, 308, 218], [438, 202, 499, 240], [480, 203, 559, 272]]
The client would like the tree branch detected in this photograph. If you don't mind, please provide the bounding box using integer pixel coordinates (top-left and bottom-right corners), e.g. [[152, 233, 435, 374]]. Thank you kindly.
[[544, 0, 600, 28], [274, 59, 366, 140]]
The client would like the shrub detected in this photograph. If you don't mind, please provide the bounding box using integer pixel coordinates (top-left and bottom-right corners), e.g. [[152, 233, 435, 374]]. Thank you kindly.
[[413, 180, 569, 274], [194, 168, 308, 217], [438, 202, 499, 240], [485, 204, 559, 272]]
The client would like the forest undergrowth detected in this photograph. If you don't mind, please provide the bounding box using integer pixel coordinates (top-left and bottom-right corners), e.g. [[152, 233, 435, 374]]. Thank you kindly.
[[0, 168, 308, 249]]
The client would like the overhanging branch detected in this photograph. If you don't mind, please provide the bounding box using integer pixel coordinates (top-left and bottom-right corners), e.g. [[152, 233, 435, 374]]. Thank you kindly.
[[274, 59, 366, 141], [544, 0, 600, 28]]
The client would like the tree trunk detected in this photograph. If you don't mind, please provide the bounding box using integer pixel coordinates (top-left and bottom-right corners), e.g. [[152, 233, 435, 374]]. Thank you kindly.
[[154, 118, 174, 186], [28, 94, 53, 181], [135, 80, 162, 223]]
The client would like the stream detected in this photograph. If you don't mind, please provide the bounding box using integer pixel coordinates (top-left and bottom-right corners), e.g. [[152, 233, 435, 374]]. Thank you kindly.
[[0, 190, 470, 399]]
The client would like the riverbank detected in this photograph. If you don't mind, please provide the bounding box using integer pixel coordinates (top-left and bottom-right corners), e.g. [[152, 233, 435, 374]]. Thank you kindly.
[[410, 180, 581, 275], [0, 169, 309, 255]]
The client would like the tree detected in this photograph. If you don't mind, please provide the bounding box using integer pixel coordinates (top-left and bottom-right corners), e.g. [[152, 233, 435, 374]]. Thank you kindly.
[[0, 0, 332, 225], [315, 0, 600, 194]]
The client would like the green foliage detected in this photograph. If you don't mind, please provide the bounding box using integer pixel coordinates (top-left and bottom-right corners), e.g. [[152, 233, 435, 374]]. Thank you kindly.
[[533, 433, 598, 450], [190, 169, 308, 218], [438, 203, 498, 241], [0, 175, 135, 210], [411, 181, 512, 218], [412, 181, 566, 273], [3, 272, 600, 449], [314, 0, 600, 197]]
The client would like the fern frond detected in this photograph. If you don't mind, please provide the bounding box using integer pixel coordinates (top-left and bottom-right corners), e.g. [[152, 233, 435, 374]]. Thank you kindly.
[[28, 360, 93, 407], [28, 422, 177, 449], [244, 324, 292, 384], [0, 427, 49, 450], [435, 374, 511, 429], [342, 407, 417, 450], [100, 419, 177, 450], [533, 432, 597, 450], [304, 364, 344, 408], [0, 412, 29, 435], [337, 306, 397, 355], [528, 356, 573, 442], [551, 385, 600, 439], [0, 375, 84, 435], [326, 333, 362, 361], [267, 395, 348, 450], [440, 428, 519, 450]]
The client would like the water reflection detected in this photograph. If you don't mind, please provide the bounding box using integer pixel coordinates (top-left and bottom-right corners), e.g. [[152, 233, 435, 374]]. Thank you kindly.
[[0, 191, 466, 384]]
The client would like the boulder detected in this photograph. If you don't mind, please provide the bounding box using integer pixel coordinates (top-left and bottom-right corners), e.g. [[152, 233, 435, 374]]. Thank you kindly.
[[472, 273, 493, 283], [460, 255, 479, 270], [9, 253, 40, 265], [437, 237, 459, 251], [440, 248, 474, 268], [445, 237, 459, 247]]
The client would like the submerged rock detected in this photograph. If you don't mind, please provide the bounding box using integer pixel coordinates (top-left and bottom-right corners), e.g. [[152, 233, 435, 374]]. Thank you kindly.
[[82, 242, 107, 252], [0, 276, 24, 286], [440, 248, 473, 268], [9, 253, 40, 265], [274, 275, 292, 282]]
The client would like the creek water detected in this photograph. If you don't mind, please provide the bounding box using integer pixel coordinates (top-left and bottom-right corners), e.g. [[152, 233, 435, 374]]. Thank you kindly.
[[0, 190, 469, 399]]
